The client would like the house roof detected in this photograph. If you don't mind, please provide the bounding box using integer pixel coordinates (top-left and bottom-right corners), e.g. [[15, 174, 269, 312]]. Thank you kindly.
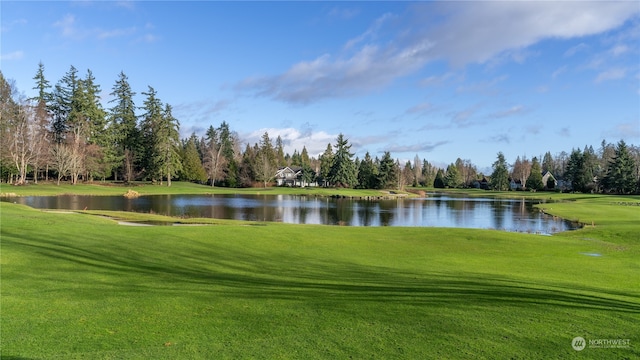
[[276, 166, 303, 176]]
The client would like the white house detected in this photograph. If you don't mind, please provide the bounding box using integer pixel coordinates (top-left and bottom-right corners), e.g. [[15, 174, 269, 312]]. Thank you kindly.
[[275, 166, 316, 187]]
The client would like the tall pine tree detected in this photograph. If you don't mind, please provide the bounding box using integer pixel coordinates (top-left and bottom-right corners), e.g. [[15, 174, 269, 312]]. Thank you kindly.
[[139, 86, 165, 182], [491, 152, 509, 191], [603, 140, 636, 194], [328, 133, 357, 188], [108, 71, 138, 182]]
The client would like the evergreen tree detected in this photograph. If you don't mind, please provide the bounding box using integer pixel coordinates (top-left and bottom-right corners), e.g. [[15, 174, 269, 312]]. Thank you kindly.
[[290, 150, 301, 166], [526, 157, 544, 191], [275, 135, 285, 167], [300, 146, 310, 165], [139, 86, 165, 182], [300, 162, 316, 186], [256, 131, 276, 187], [79, 70, 109, 180], [31, 62, 52, 103], [445, 163, 461, 188], [377, 151, 396, 189], [433, 169, 445, 188], [65, 72, 90, 185], [582, 145, 598, 192], [565, 149, 587, 192], [328, 133, 357, 188], [158, 104, 182, 186], [108, 71, 138, 182], [50, 65, 78, 143], [319, 143, 333, 187], [357, 152, 376, 189], [30, 62, 52, 183], [603, 140, 636, 194], [490, 152, 509, 191], [422, 159, 435, 187], [180, 134, 207, 182], [238, 143, 256, 187], [218, 121, 237, 187], [542, 151, 554, 174]]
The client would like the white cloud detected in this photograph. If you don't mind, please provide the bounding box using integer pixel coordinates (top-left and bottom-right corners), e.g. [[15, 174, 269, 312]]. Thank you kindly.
[[483, 134, 511, 144], [384, 141, 449, 154], [1, 18, 27, 33], [604, 122, 640, 139], [237, 2, 639, 104], [137, 34, 159, 43], [488, 105, 529, 119], [449, 104, 482, 128], [420, 72, 456, 87], [564, 43, 589, 57], [116, 1, 136, 10], [53, 14, 78, 38], [0, 50, 24, 61], [406, 102, 435, 116], [609, 44, 630, 57], [344, 12, 395, 50], [328, 7, 360, 20], [242, 127, 338, 157], [535, 85, 549, 93], [425, 2, 638, 66], [595, 68, 627, 83], [174, 98, 232, 125], [97, 27, 136, 40], [456, 75, 508, 95], [237, 40, 434, 104], [551, 66, 567, 79]]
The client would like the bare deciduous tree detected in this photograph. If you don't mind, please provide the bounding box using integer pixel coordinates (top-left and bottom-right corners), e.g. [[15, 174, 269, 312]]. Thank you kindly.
[[203, 126, 226, 187], [51, 143, 73, 185]]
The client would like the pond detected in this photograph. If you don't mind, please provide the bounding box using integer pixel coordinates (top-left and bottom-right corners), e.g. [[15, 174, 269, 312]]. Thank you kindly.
[[3, 193, 579, 234]]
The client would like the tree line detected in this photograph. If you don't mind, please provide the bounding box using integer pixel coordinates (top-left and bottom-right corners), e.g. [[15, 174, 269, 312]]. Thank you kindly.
[[1, 64, 639, 194]]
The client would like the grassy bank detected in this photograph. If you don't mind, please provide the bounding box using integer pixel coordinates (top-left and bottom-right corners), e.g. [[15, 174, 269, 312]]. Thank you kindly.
[[0, 181, 408, 198], [1, 195, 638, 358]]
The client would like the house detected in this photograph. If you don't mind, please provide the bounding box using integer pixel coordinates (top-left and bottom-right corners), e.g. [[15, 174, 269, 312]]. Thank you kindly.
[[509, 178, 523, 190], [542, 171, 557, 189], [472, 177, 490, 190], [275, 166, 317, 187]]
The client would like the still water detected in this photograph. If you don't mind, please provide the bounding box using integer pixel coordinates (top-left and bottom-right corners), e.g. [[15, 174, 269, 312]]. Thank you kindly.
[[4, 193, 579, 234]]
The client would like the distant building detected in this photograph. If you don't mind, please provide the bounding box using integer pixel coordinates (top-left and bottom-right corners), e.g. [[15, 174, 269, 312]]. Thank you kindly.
[[275, 166, 317, 187], [472, 177, 490, 190], [509, 178, 523, 190], [542, 171, 557, 189]]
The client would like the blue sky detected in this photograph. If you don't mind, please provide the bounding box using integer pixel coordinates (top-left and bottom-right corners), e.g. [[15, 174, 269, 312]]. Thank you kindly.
[[2, 1, 639, 170]]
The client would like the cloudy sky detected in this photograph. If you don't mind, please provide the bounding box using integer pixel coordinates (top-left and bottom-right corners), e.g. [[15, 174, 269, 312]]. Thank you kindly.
[[2, 1, 639, 169]]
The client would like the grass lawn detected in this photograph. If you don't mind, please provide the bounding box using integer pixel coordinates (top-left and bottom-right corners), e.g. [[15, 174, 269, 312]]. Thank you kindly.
[[0, 181, 406, 198], [1, 187, 638, 359]]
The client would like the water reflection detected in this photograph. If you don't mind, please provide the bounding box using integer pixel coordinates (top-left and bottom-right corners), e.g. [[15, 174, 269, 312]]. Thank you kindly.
[[3, 193, 579, 234]]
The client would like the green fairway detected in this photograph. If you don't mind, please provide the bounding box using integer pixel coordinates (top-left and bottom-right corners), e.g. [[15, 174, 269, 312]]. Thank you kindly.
[[1, 190, 639, 359]]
